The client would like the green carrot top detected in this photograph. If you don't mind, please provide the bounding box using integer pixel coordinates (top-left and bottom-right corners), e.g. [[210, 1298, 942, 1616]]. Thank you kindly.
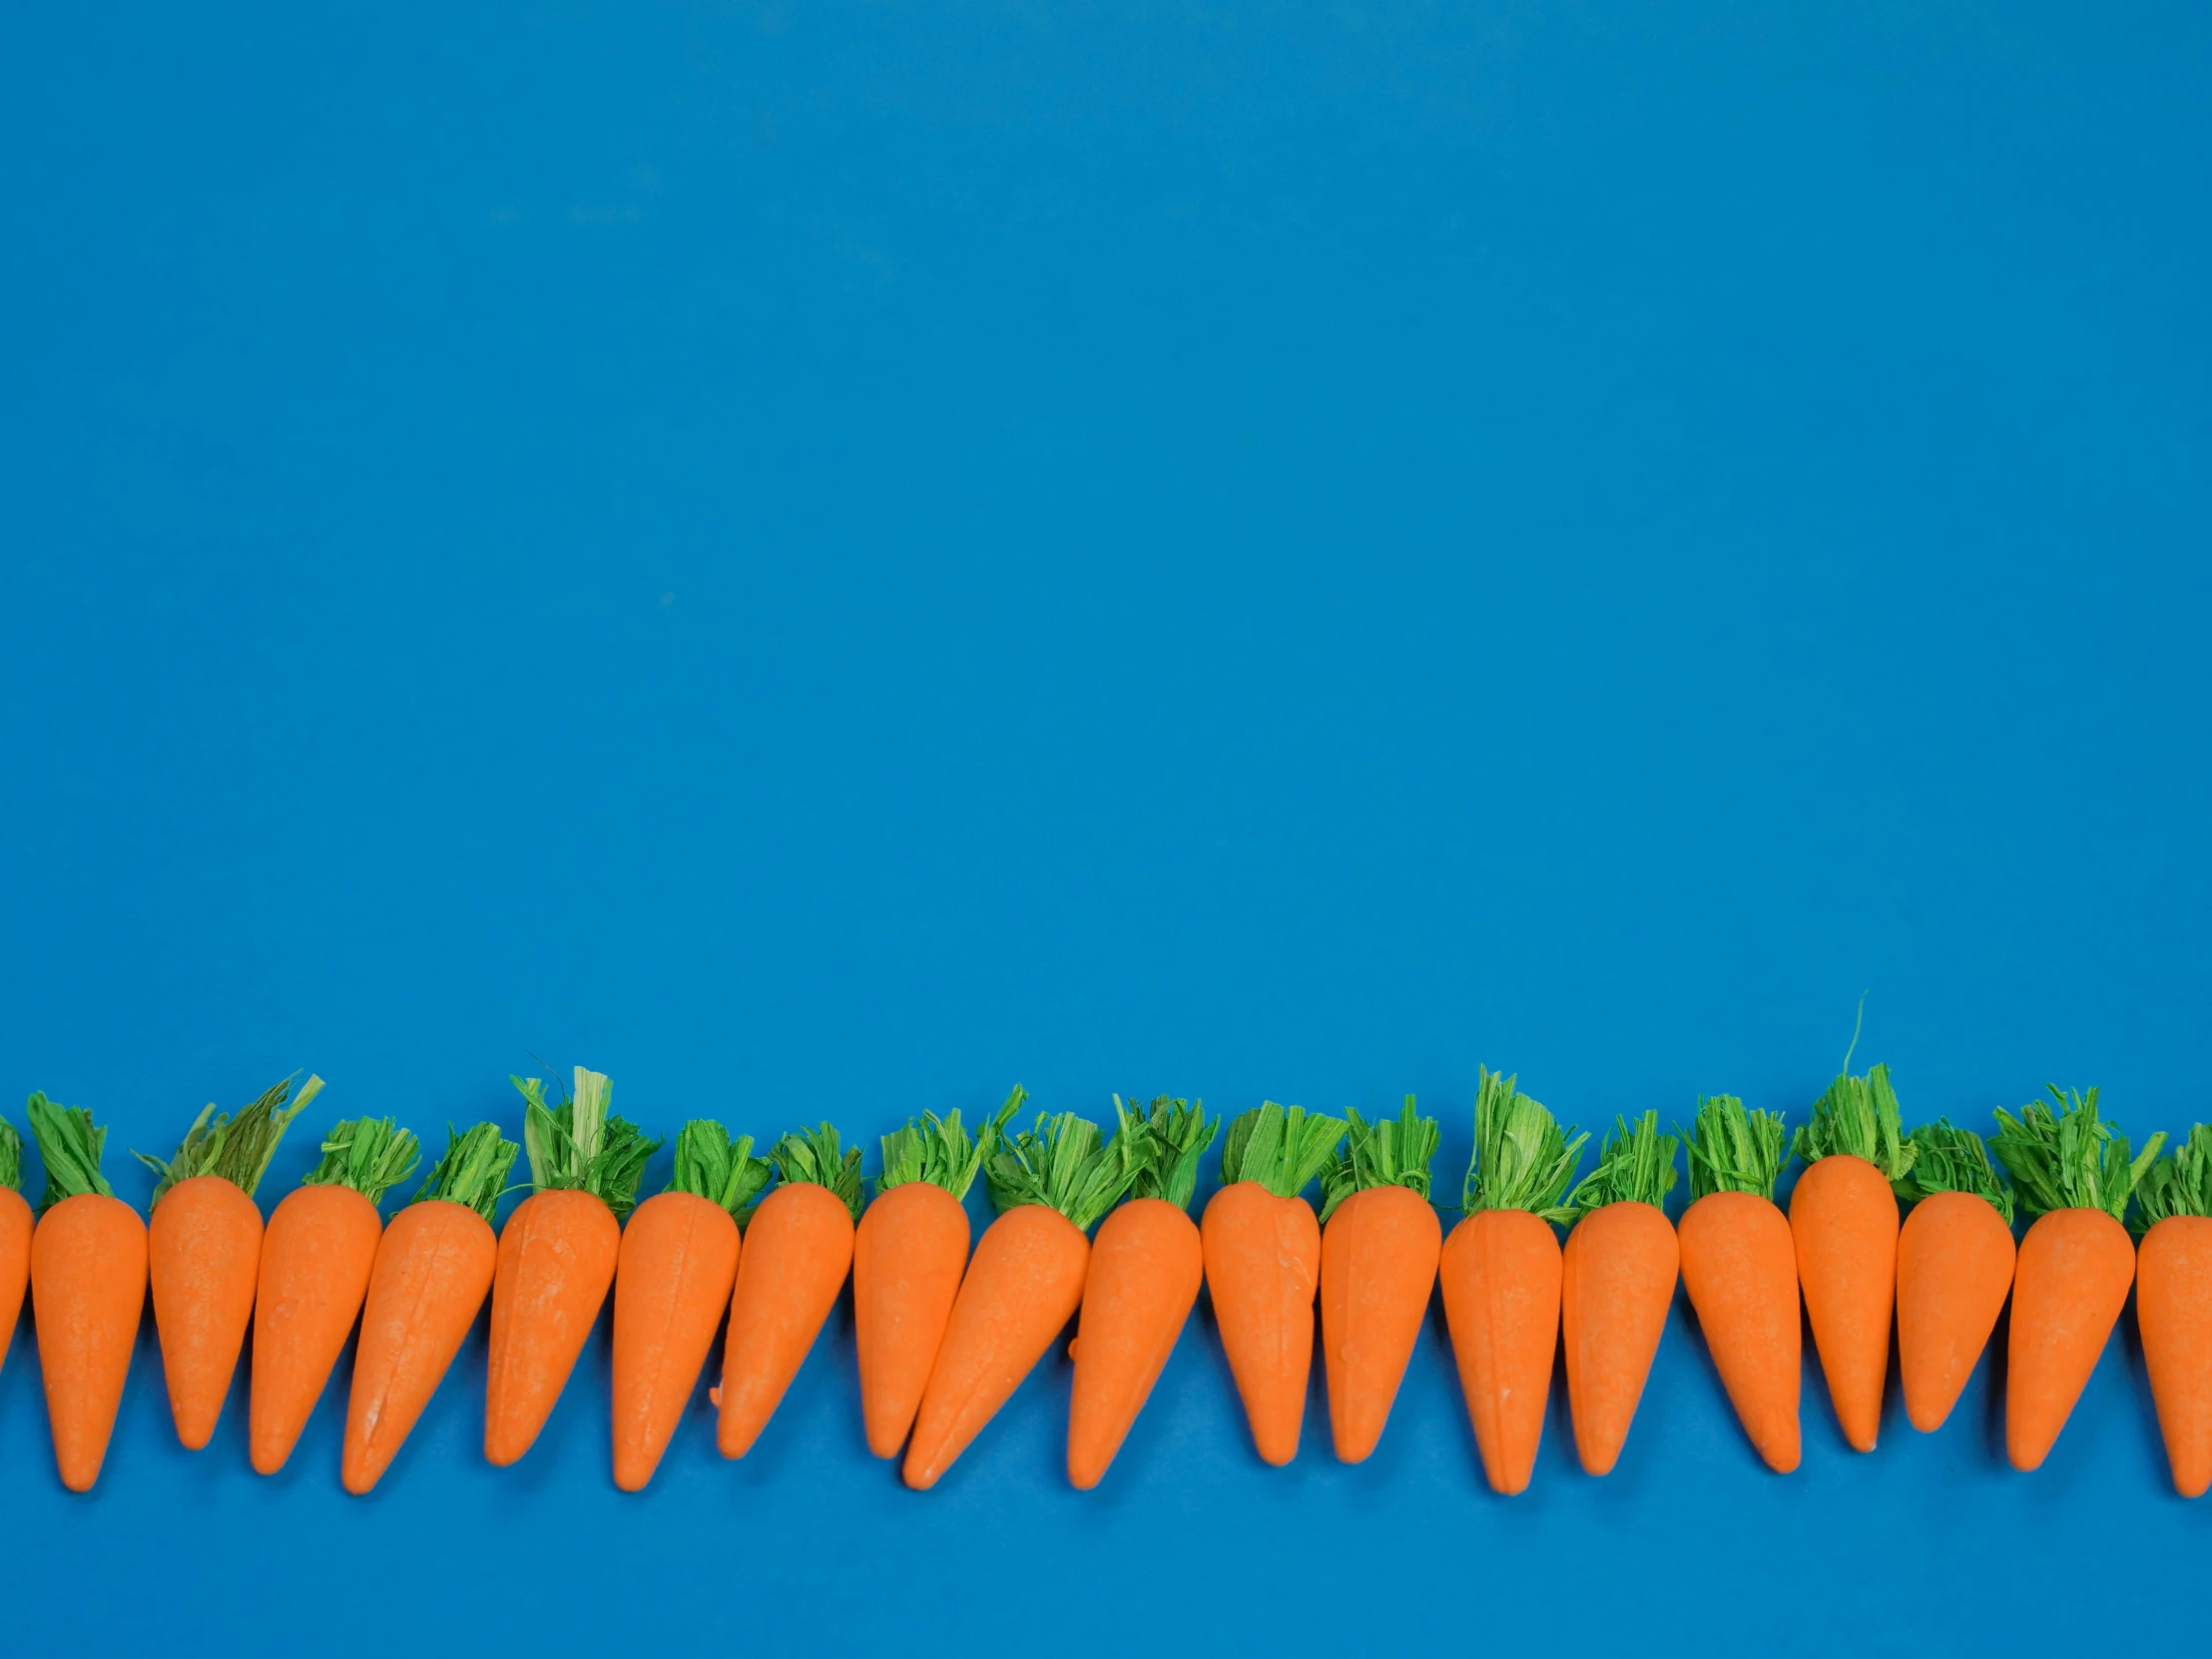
[[0, 1112, 19, 1195], [25, 1092, 113, 1209], [1794, 1062, 1915, 1182], [1892, 1120, 2014, 1228], [874, 1086, 1024, 1202], [1567, 1111, 1680, 1216], [985, 1108, 1152, 1232], [1125, 1094, 1221, 1213], [1319, 1096, 1440, 1225], [772, 1122, 865, 1222], [2136, 1125, 2212, 1232], [1218, 1102, 1348, 1202], [667, 1119, 776, 1221], [135, 1074, 322, 1206], [301, 1116, 422, 1207], [1685, 1094, 1791, 1202], [1460, 1067, 1587, 1224], [1989, 1085, 2164, 1223], [414, 1121, 521, 1221], [513, 1066, 660, 1221]]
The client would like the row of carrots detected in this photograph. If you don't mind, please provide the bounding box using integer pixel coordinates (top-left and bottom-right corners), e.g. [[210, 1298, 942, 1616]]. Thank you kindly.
[[0, 1057, 2206, 1496]]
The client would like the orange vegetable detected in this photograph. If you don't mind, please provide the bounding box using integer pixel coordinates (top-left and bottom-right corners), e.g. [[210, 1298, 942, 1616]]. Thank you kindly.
[[1199, 1102, 1346, 1465], [2135, 1125, 2212, 1496], [0, 1113, 30, 1382], [904, 1105, 1152, 1489], [1439, 1068, 1585, 1493], [1889, 1120, 2017, 1432], [342, 1122, 519, 1494], [611, 1119, 771, 1491], [251, 1115, 421, 1474], [1678, 1093, 1800, 1473], [25, 1091, 148, 1491], [1319, 1097, 1442, 1463], [1559, 1110, 1680, 1476]]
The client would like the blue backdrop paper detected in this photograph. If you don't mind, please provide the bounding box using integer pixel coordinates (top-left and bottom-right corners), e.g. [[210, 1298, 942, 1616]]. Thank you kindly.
[[4, 2, 2210, 1654]]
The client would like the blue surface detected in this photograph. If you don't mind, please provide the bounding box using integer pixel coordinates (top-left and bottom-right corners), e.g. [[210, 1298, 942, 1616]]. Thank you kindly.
[[4, 2, 2210, 1652]]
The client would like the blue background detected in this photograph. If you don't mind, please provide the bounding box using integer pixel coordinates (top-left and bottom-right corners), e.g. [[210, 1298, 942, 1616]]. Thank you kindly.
[[4, 1, 2209, 1652]]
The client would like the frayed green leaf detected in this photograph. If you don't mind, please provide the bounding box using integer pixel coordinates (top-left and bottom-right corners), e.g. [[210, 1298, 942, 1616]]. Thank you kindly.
[[773, 1122, 864, 1221], [1127, 1094, 1220, 1212], [1989, 1086, 2163, 1223], [25, 1091, 112, 1209], [1319, 1096, 1439, 1224], [985, 1104, 1152, 1232], [667, 1119, 776, 1219], [1567, 1111, 1680, 1215], [0, 1113, 20, 1195], [875, 1086, 1023, 1201], [1794, 1062, 1914, 1181], [414, 1121, 521, 1220], [1893, 1120, 2013, 1227], [512, 1066, 661, 1219], [1219, 1102, 1347, 1201], [1461, 1067, 1587, 1224], [1684, 1094, 1790, 1201], [302, 1116, 421, 1206], [2137, 1125, 2212, 1232], [134, 1074, 320, 1205]]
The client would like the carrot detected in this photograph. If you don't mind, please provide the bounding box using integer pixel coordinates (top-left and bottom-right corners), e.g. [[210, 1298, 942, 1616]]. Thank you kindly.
[[1559, 1110, 1680, 1476], [1989, 1085, 2162, 1471], [1788, 1058, 1913, 1452], [1677, 1093, 1800, 1472], [1889, 1120, 2016, 1433], [853, 1087, 1020, 1458], [342, 1121, 519, 1494], [25, 1091, 148, 1491], [1319, 1096, 1443, 1463], [135, 1073, 319, 1450], [250, 1115, 422, 1473], [903, 1104, 1152, 1488], [1067, 1093, 1220, 1488], [716, 1123, 864, 1457], [485, 1066, 659, 1465], [2134, 1125, 2212, 1496], [1200, 1101, 1347, 1465], [0, 1113, 29, 1384], [611, 1119, 772, 1491]]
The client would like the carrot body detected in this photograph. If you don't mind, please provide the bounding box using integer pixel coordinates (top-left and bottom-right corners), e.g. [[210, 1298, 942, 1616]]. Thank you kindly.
[[1438, 1207, 1560, 1493], [31, 1193, 148, 1491], [903, 1202, 1091, 1488], [717, 1181, 856, 1457], [611, 1190, 741, 1490], [0, 1187, 30, 1378], [1067, 1197, 1204, 1488], [1320, 1183, 1442, 1462], [1895, 1190, 2015, 1432], [1560, 1199, 1677, 1476], [1788, 1153, 1898, 1452], [147, 1173, 265, 1450], [2138, 1214, 2212, 1497], [250, 1182, 385, 1474], [483, 1189, 621, 1465], [1677, 1189, 1800, 1472], [852, 1180, 971, 1458], [2006, 1206, 2135, 1470], [1200, 1180, 1322, 1465], [342, 1198, 499, 1494]]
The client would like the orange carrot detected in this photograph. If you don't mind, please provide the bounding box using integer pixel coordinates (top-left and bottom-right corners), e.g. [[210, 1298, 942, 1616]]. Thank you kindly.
[[1890, 1120, 2016, 1432], [904, 1105, 1152, 1488], [1319, 1096, 1442, 1463], [2134, 1125, 2212, 1496], [342, 1121, 519, 1494], [611, 1119, 772, 1491], [716, 1123, 864, 1457], [1788, 1058, 1912, 1452], [485, 1066, 659, 1466], [1559, 1111, 1680, 1476], [1991, 1085, 2163, 1471], [853, 1088, 1020, 1458], [1199, 1101, 1347, 1465], [0, 1113, 29, 1382], [136, 1073, 319, 1450], [250, 1115, 422, 1474], [1067, 1094, 1219, 1488], [1677, 1093, 1800, 1473], [1439, 1068, 1585, 1493], [25, 1091, 148, 1491]]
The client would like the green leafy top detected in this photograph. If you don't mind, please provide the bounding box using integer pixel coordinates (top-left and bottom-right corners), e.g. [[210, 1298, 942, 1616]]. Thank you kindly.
[[772, 1123, 864, 1222], [414, 1122, 521, 1220], [136, 1074, 323, 1206], [875, 1086, 1023, 1201], [0, 1113, 19, 1195], [1989, 1086, 2164, 1223], [1685, 1094, 1791, 1202], [1459, 1067, 1587, 1224], [1127, 1094, 1221, 1212], [513, 1067, 661, 1220], [301, 1117, 422, 1206], [25, 1092, 113, 1208], [1218, 1102, 1348, 1201], [667, 1119, 777, 1221], [1567, 1111, 1681, 1216], [1793, 1062, 1915, 1181], [1319, 1096, 1440, 1225], [1892, 1120, 2014, 1228], [2137, 1125, 2212, 1232], [985, 1108, 1153, 1232]]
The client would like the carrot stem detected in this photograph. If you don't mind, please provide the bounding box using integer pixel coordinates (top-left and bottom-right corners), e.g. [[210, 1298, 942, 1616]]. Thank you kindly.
[[1460, 1067, 1585, 1222], [300, 1116, 421, 1204], [770, 1122, 865, 1220], [0, 1112, 20, 1194], [1567, 1112, 1680, 1214], [133, 1075, 322, 1204], [25, 1091, 116, 1206], [2134, 1124, 2212, 1230], [1793, 1062, 1912, 1179], [1218, 1101, 1347, 1199], [1320, 1096, 1438, 1224], [985, 1106, 1151, 1229], [414, 1121, 521, 1218], [875, 1086, 1022, 1200], [512, 1066, 659, 1219], [1990, 1085, 2163, 1221], [667, 1119, 775, 1216], [1125, 1094, 1220, 1210], [1893, 1121, 2014, 1225], [1685, 1094, 1790, 1201]]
